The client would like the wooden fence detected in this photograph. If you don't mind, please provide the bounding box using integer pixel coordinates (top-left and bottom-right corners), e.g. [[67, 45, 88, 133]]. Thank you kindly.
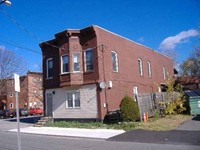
[[136, 92, 179, 119]]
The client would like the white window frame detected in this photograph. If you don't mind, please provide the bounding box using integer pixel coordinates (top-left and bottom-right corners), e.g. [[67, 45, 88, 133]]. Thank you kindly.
[[147, 61, 152, 77], [46, 58, 53, 79], [66, 90, 80, 108], [162, 66, 166, 80], [138, 58, 143, 76], [10, 103, 14, 109], [61, 54, 69, 74], [111, 51, 119, 72], [9, 92, 13, 97], [73, 52, 80, 72], [84, 48, 93, 72]]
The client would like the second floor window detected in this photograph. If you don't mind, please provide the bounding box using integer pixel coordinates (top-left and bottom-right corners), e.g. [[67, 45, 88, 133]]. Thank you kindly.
[[138, 58, 143, 76], [85, 49, 93, 71], [73, 53, 80, 72], [147, 61, 152, 77], [162, 66, 166, 80], [111, 51, 119, 72], [61, 55, 69, 73], [46, 58, 53, 79]]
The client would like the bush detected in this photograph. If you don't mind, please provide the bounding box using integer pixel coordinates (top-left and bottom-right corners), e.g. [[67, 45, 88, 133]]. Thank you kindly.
[[120, 96, 140, 122]]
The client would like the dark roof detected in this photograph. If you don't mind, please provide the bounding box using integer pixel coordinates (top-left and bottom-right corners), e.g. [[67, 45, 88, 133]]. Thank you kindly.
[[176, 76, 200, 85], [184, 90, 200, 97]]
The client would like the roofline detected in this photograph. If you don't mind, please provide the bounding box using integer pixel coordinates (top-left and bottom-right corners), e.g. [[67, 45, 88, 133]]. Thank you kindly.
[[92, 25, 172, 60]]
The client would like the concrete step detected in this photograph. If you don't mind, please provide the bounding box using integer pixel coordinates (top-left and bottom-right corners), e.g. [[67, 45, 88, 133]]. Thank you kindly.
[[33, 116, 53, 127]]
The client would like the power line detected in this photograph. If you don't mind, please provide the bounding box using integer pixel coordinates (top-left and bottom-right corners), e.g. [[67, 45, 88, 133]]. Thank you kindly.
[[0, 7, 60, 50], [0, 38, 41, 54]]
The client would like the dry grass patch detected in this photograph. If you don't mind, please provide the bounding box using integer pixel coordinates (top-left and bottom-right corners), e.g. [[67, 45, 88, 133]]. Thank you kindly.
[[136, 115, 192, 131]]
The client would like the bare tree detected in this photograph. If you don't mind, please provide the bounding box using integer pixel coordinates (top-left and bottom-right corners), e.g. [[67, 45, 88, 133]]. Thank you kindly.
[[0, 48, 26, 91], [180, 45, 200, 76]]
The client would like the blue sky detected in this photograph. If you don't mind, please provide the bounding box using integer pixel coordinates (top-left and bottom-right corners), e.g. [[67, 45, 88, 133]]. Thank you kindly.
[[0, 0, 199, 73]]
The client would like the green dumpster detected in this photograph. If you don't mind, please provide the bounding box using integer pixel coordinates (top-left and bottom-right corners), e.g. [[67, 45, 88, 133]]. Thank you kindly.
[[184, 90, 200, 115]]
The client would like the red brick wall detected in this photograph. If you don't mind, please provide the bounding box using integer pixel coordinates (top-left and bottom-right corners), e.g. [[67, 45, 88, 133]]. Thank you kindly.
[[94, 26, 174, 118]]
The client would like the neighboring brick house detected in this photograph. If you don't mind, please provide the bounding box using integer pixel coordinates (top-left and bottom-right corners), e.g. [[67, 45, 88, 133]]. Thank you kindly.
[[176, 76, 200, 90], [0, 71, 43, 110], [40, 25, 173, 121]]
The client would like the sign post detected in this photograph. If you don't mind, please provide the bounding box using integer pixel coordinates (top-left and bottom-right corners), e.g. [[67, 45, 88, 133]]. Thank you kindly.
[[14, 73, 22, 150]]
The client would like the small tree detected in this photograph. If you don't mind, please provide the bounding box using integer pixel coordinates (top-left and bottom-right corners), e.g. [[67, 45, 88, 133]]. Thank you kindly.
[[120, 96, 140, 122], [163, 78, 186, 115]]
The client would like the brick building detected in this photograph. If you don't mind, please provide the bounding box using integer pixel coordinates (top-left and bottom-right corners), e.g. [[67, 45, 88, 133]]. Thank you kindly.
[[0, 71, 43, 110], [40, 25, 173, 121]]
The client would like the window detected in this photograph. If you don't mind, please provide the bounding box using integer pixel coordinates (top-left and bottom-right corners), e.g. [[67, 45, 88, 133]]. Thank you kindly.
[[111, 51, 119, 72], [138, 59, 143, 76], [33, 78, 37, 83], [147, 61, 152, 77], [162, 66, 166, 80], [66, 91, 80, 108], [46, 58, 53, 79], [33, 90, 37, 97], [73, 53, 80, 72], [9, 92, 13, 97], [85, 49, 93, 71], [10, 103, 14, 109], [10, 80, 13, 87], [61, 55, 69, 73]]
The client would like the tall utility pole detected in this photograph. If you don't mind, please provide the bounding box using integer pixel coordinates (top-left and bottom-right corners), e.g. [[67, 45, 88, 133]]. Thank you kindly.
[[100, 44, 109, 113]]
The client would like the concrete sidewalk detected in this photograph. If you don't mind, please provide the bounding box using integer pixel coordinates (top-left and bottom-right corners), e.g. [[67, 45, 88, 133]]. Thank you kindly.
[[9, 127, 125, 139]]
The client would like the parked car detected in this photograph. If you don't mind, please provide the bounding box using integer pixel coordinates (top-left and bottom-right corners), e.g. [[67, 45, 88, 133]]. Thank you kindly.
[[0, 109, 11, 119], [10, 108, 29, 118], [29, 108, 43, 116]]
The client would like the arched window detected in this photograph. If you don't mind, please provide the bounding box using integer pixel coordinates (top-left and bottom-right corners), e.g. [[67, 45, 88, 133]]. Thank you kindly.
[[138, 58, 143, 76], [111, 51, 119, 72]]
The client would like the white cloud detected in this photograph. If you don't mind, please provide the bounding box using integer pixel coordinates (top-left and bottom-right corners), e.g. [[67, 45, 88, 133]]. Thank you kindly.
[[159, 29, 199, 50], [138, 37, 145, 43], [0, 45, 5, 50]]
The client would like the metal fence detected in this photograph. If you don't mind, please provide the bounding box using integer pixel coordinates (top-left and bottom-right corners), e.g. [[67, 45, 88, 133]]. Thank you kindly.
[[136, 92, 179, 118]]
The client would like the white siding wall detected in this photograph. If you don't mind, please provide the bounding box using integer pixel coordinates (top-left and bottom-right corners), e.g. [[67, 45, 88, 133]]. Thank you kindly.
[[45, 84, 98, 119]]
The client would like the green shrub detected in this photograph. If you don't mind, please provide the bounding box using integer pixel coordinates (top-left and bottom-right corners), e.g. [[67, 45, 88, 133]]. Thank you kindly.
[[120, 96, 140, 122], [164, 96, 186, 115]]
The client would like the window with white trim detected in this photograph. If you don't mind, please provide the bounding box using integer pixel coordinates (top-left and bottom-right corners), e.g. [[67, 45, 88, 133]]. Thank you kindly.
[[147, 61, 152, 77], [111, 51, 119, 72], [46, 58, 53, 79], [9, 92, 13, 97], [10, 103, 14, 109], [66, 91, 80, 108], [138, 58, 143, 76], [84, 49, 93, 71], [61, 55, 69, 74], [162, 66, 166, 80], [73, 53, 80, 72]]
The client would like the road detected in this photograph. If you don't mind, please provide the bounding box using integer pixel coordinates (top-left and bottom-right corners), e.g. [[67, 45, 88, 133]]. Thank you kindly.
[[0, 116, 199, 150], [0, 116, 41, 131], [0, 131, 199, 150]]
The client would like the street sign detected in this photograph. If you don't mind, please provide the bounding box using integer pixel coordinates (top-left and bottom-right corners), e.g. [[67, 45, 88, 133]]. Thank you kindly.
[[14, 73, 20, 92]]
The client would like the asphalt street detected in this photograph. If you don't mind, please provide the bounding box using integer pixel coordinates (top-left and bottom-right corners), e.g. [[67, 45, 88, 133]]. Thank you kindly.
[[109, 115, 200, 146], [109, 129, 200, 145]]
